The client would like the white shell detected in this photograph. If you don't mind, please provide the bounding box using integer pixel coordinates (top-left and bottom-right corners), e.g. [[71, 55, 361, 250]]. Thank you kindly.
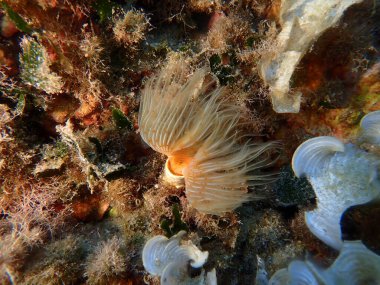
[[288, 261, 319, 285], [359, 111, 380, 146], [304, 211, 342, 251], [161, 264, 216, 285], [206, 269, 217, 285], [184, 240, 209, 268], [269, 241, 380, 285], [161, 262, 188, 285], [268, 268, 289, 285], [292, 136, 345, 178], [255, 255, 269, 285], [163, 159, 185, 188], [324, 241, 380, 285], [142, 232, 183, 276], [292, 137, 380, 249], [142, 231, 210, 284], [268, 261, 318, 285], [259, 0, 363, 113]]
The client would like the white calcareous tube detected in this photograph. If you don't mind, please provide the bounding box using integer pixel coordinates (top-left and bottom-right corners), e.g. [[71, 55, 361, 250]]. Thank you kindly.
[[259, 0, 363, 113]]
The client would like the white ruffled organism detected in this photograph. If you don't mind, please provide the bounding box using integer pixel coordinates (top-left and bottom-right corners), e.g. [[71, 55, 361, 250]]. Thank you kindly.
[[255, 255, 269, 285], [268, 241, 380, 285], [259, 0, 363, 113], [359, 110, 380, 146], [142, 231, 216, 285], [269, 260, 318, 285], [205, 269, 217, 285], [291, 113, 380, 249]]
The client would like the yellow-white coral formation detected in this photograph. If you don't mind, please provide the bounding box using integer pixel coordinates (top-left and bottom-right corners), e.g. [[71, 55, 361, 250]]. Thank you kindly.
[[142, 231, 216, 285], [268, 241, 380, 285], [259, 0, 363, 113], [291, 113, 380, 249], [139, 58, 276, 214]]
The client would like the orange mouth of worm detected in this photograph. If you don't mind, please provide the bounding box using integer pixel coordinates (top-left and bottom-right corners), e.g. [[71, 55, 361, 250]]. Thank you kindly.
[[167, 147, 197, 176]]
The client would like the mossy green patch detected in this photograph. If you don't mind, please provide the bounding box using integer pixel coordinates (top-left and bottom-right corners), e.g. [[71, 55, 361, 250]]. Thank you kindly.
[[93, 0, 116, 23], [160, 204, 188, 237], [112, 108, 133, 130], [209, 52, 237, 85], [1, 2, 32, 33]]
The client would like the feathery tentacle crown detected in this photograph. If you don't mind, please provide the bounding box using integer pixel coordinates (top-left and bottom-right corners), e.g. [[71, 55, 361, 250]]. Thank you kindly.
[[139, 57, 276, 215]]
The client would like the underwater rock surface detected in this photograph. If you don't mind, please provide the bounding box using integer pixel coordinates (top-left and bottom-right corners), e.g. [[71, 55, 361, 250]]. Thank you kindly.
[[0, 0, 379, 284]]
